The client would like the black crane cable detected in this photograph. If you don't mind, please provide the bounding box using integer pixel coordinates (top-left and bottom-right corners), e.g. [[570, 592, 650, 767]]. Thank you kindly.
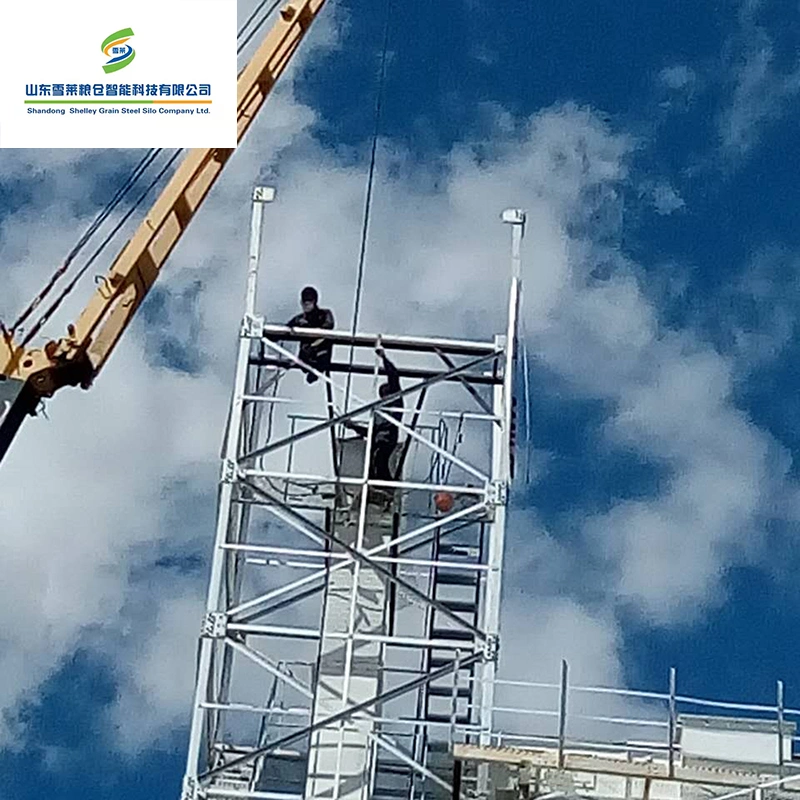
[[9, 148, 163, 335], [10, 0, 282, 347], [343, 0, 394, 413], [237, 0, 283, 55], [20, 149, 185, 348]]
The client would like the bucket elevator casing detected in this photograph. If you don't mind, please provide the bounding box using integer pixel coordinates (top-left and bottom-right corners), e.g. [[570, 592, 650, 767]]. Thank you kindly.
[[305, 437, 395, 799]]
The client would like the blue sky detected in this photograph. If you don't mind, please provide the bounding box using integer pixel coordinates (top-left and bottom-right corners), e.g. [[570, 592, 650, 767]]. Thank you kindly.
[[3, 0, 800, 796]]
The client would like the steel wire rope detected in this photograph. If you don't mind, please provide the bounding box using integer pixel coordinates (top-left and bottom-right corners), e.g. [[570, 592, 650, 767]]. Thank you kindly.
[[21, 149, 185, 348], [425, 420, 448, 483], [15, 0, 283, 346], [262, 371, 283, 445], [237, 0, 283, 54], [9, 148, 162, 335], [442, 413, 465, 484], [343, 0, 394, 413]]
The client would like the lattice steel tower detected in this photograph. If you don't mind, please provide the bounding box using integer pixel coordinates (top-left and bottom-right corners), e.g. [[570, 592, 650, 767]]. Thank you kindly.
[[181, 187, 525, 800]]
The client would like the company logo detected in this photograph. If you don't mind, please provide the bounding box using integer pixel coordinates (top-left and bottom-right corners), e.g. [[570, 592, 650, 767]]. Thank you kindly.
[[101, 28, 135, 74]]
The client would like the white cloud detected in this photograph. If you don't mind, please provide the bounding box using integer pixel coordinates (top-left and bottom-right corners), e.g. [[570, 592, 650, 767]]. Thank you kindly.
[[527, 245, 790, 621], [503, 598, 621, 686], [723, 244, 800, 366], [717, 0, 800, 161], [659, 64, 696, 91], [471, 43, 499, 66], [497, 597, 667, 749], [583, 339, 791, 621], [0, 4, 797, 763], [109, 591, 205, 750], [651, 182, 685, 215], [0, 0, 345, 749]]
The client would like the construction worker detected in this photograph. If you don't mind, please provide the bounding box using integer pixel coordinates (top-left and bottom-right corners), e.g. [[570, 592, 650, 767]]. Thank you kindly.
[[345, 345, 403, 485], [287, 286, 335, 383]]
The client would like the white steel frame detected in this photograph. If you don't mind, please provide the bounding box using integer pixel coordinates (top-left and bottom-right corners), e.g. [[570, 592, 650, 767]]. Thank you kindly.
[[181, 187, 526, 800]]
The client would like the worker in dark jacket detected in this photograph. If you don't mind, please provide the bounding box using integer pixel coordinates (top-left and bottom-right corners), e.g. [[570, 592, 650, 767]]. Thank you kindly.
[[345, 345, 403, 483], [287, 286, 334, 383]]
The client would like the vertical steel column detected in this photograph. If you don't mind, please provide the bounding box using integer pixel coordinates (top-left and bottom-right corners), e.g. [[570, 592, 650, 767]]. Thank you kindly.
[[668, 667, 677, 778], [477, 209, 525, 795], [331, 416, 376, 800], [777, 679, 785, 776], [182, 186, 275, 797], [557, 659, 568, 769]]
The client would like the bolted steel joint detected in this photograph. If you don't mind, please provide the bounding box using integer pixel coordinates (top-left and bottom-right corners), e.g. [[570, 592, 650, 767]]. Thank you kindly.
[[202, 611, 228, 638], [487, 480, 508, 507], [483, 634, 499, 662], [241, 313, 264, 339], [181, 776, 204, 800], [220, 458, 237, 484]]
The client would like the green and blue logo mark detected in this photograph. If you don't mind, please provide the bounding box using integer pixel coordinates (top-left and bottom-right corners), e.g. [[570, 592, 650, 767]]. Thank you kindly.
[[102, 28, 135, 74]]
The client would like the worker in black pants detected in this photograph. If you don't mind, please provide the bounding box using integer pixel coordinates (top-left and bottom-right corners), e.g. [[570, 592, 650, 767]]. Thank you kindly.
[[345, 346, 403, 501], [287, 286, 335, 383]]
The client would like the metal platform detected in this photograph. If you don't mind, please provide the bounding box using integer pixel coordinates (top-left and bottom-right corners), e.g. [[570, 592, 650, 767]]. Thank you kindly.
[[453, 663, 800, 800]]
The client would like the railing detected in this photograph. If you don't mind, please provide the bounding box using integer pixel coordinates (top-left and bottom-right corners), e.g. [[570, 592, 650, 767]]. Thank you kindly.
[[484, 661, 800, 777], [205, 663, 800, 763], [208, 665, 800, 800]]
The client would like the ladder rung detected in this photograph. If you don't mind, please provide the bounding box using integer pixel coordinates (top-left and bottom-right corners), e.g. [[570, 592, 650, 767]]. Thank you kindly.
[[376, 764, 412, 776], [435, 571, 478, 586], [439, 599, 477, 613], [426, 712, 471, 724], [431, 627, 474, 642], [439, 544, 480, 557], [429, 656, 476, 669], [427, 685, 471, 697]]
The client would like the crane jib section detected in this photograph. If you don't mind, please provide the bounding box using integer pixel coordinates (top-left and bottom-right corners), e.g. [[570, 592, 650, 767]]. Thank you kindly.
[[0, 0, 327, 463]]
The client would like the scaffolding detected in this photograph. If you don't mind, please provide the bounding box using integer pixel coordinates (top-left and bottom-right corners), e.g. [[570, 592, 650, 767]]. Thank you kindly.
[[181, 187, 524, 799], [178, 187, 800, 800], [453, 662, 800, 800]]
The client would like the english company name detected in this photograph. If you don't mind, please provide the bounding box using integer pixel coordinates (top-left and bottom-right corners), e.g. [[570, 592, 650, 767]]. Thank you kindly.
[[27, 107, 210, 116]]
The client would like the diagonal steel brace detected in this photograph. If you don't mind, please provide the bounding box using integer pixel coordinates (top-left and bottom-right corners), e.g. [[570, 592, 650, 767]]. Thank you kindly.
[[199, 650, 483, 783], [239, 478, 487, 641], [238, 350, 500, 464]]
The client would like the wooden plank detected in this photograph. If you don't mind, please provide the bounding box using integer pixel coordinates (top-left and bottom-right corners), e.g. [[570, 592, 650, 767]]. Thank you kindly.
[[452, 743, 797, 789]]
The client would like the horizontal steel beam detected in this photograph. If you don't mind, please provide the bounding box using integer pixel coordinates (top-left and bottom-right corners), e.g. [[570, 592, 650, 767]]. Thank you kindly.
[[229, 624, 482, 651], [226, 499, 487, 621], [199, 702, 484, 733], [239, 479, 488, 641], [261, 324, 499, 356], [240, 469, 486, 495], [249, 356, 501, 385], [240, 350, 501, 463], [232, 543, 487, 572], [206, 790, 301, 800]]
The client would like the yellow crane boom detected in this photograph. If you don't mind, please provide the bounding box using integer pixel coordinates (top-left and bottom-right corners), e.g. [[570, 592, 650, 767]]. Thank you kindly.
[[0, 0, 326, 463]]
